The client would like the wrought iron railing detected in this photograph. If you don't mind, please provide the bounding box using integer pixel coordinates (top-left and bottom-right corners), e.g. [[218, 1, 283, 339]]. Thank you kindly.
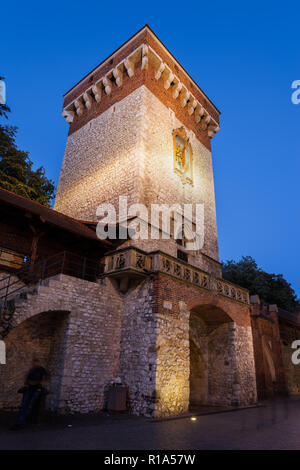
[[0, 251, 104, 310]]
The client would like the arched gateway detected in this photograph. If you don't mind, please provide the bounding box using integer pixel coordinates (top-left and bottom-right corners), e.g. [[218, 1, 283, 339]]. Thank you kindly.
[[190, 305, 235, 408]]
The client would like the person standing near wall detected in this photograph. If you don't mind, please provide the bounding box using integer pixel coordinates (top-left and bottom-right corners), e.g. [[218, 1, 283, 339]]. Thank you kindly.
[[12, 358, 48, 430]]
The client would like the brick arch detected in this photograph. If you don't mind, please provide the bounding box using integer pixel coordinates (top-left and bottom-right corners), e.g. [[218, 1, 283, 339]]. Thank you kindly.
[[155, 273, 251, 326], [185, 289, 251, 327], [190, 303, 233, 325]]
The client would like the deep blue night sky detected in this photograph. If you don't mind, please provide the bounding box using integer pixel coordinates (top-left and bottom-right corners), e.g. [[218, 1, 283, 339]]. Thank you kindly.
[[2, 1, 300, 296]]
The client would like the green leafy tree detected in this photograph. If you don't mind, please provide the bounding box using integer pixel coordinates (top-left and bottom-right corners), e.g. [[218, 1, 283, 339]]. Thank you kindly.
[[0, 87, 55, 207], [222, 256, 298, 311]]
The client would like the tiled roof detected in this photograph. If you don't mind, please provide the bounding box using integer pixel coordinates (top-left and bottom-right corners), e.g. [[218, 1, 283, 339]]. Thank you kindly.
[[0, 187, 112, 247]]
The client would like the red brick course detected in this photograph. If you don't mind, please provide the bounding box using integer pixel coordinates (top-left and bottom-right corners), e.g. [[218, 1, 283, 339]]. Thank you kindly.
[[152, 274, 251, 327]]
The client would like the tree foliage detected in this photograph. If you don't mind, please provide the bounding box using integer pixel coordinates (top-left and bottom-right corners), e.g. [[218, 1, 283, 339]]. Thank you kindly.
[[222, 256, 298, 311], [0, 89, 55, 207]]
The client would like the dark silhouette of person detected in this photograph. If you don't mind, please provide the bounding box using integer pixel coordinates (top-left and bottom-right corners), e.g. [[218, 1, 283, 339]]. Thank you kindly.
[[12, 358, 48, 429]]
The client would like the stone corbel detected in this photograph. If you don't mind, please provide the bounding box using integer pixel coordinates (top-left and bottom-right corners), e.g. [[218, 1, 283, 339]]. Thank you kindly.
[[83, 91, 93, 109], [155, 62, 166, 80], [62, 108, 75, 123], [188, 98, 197, 116], [124, 58, 134, 77], [141, 44, 149, 70], [103, 76, 112, 95], [205, 115, 211, 125], [194, 105, 205, 123], [74, 99, 84, 116], [92, 82, 102, 102], [201, 114, 211, 130], [113, 67, 123, 87], [180, 88, 190, 108], [173, 82, 182, 99], [207, 124, 220, 138], [164, 70, 175, 90]]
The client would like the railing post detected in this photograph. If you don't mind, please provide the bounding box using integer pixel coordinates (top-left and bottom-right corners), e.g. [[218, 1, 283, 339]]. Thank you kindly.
[[4, 275, 10, 309]]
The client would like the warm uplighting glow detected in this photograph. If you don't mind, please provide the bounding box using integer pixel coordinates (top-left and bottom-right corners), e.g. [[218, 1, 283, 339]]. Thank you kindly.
[[190, 416, 197, 421]]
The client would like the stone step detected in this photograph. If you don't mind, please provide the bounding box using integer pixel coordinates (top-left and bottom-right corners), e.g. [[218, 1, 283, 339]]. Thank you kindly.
[[1, 274, 68, 315], [12, 284, 47, 307]]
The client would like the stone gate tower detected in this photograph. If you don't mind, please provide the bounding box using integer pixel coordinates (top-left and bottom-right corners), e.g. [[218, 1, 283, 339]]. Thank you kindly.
[[54, 25, 257, 417], [55, 25, 221, 276]]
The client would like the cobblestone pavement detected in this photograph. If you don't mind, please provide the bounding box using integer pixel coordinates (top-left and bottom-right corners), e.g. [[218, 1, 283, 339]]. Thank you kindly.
[[0, 398, 300, 450]]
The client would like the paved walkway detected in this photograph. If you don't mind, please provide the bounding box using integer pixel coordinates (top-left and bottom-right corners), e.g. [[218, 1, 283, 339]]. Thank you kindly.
[[0, 398, 300, 450]]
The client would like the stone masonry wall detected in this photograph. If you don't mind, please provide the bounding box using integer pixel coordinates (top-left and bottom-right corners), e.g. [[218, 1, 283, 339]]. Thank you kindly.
[[119, 277, 157, 417], [154, 306, 190, 417], [233, 324, 257, 405], [54, 87, 144, 221], [0, 311, 67, 410], [139, 85, 219, 265], [190, 321, 257, 408], [208, 323, 236, 406], [0, 274, 123, 413], [189, 314, 208, 405]]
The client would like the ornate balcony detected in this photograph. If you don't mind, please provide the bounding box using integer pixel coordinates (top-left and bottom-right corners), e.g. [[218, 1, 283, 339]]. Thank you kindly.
[[104, 248, 249, 304]]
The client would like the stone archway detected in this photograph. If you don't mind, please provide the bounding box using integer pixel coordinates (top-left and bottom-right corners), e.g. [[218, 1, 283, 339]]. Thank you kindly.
[[0, 310, 69, 411], [189, 304, 235, 408]]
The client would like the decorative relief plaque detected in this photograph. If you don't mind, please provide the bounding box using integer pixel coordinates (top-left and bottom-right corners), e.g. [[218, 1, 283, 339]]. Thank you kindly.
[[173, 127, 193, 185]]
